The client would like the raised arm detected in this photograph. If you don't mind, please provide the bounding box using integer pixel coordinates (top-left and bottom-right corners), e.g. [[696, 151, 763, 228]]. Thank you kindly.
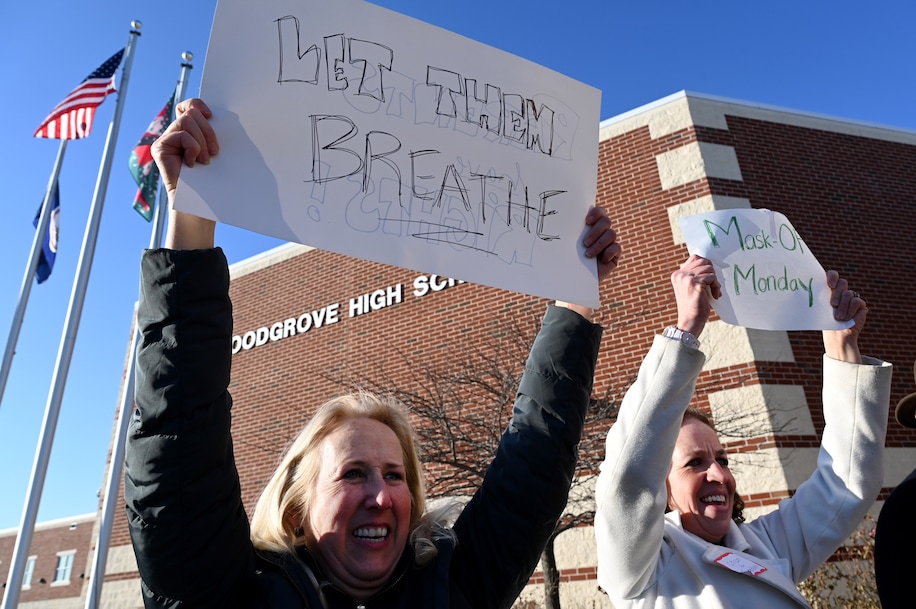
[[125, 98, 256, 608], [151, 97, 219, 250], [450, 206, 619, 609], [752, 271, 891, 581], [595, 254, 718, 599]]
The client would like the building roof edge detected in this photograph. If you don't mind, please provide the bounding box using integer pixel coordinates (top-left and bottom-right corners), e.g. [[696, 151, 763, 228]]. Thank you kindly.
[[599, 90, 916, 143], [0, 512, 97, 537], [229, 242, 315, 280]]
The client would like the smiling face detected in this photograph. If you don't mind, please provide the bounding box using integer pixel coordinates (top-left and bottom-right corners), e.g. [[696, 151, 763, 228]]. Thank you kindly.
[[304, 417, 412, 600], [667, 418, 737, 543]]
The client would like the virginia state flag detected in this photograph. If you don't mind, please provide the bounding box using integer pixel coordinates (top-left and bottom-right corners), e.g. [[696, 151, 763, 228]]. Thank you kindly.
[[128, 92, 175, 221], [33, 184, 61, 284]]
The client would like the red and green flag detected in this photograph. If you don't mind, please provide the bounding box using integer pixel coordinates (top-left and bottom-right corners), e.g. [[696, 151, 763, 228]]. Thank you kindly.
[[129, 91, 175, 221]]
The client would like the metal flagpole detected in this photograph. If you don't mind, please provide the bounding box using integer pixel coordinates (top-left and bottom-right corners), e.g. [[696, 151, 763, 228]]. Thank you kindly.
[[0, 140, 68, 412], [0, 21, 142, 609], [83, 51, 194, 609]]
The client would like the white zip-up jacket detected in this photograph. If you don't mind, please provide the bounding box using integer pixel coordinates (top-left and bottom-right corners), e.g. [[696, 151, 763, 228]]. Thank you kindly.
[[595, 336, 892, 608]]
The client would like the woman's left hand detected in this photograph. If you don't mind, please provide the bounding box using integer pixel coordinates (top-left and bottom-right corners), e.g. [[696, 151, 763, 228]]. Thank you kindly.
[[822, 270, 867, 363]]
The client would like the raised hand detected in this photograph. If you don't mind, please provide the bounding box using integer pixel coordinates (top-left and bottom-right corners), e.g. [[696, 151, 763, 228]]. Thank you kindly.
[[822, 270, 867, 363], [582, 206, 622, 281], [152, 98, 219, 203], [670, 254, 722, 338]]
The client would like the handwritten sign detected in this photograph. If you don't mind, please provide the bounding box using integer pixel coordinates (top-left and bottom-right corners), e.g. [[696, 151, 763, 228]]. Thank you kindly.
[[679, 209, 852, 331], [174, 0, 602, 307]]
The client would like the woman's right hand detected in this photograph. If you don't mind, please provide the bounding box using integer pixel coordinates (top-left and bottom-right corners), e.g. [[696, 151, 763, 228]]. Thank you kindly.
[[670, 254, 721, 338], [152, 98, 220, 250]]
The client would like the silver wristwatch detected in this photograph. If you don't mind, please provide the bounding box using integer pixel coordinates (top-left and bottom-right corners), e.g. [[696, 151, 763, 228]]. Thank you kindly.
[[663, 325, 701, 350]]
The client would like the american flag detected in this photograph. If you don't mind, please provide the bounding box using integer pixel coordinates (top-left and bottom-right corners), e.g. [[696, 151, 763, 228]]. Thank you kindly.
[[34, 49, 124, 140]]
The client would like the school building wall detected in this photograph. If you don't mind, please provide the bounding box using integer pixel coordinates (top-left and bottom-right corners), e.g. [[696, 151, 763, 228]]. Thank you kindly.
[[85, 91, 916, 608]]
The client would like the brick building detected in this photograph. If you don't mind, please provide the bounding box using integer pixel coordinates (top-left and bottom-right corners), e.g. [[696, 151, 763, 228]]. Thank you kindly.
[[64, 91, 916, 607], [0, 513, 95, 607]]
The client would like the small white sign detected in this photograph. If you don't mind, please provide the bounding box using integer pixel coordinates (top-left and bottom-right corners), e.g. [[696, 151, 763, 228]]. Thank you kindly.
[[175, 0, 603, 307], [679, 209, 853, 331]]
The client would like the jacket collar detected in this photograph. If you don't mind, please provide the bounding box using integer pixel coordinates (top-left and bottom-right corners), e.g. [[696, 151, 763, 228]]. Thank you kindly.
[[664, 510, 749, 552], [257, 543, 417, 608]]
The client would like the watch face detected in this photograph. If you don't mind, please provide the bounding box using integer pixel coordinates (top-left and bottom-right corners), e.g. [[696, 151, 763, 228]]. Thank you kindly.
[[664, 326, 698, 349]]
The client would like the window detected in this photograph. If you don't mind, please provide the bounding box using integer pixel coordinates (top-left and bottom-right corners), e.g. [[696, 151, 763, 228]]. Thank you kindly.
[[22, 556, 36, 588], [53, 551, 75, 584]]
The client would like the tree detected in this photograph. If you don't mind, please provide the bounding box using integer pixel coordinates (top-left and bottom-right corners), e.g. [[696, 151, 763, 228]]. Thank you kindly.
[[798, 513, 879, 608]]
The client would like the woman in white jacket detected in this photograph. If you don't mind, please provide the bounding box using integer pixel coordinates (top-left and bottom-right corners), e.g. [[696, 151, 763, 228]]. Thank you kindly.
[[595, 254, 892, 609]]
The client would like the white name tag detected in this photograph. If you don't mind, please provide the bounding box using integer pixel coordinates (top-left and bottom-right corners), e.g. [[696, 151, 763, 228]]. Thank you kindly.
[[714, 552, 767, 576]]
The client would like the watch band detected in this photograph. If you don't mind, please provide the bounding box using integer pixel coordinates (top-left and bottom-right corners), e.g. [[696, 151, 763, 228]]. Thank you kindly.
[[663, 325, 701, 350]]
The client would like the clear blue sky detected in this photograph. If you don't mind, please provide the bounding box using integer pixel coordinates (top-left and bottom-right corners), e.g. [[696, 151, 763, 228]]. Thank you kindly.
[[0, 0, 914, 531]]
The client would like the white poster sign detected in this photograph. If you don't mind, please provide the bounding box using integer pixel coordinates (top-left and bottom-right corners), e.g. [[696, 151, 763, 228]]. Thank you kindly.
[[175, 0, 603, 307], [679, 209, 852, 331]]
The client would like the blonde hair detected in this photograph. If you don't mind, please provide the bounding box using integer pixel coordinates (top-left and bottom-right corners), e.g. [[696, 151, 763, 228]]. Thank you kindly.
[[249, 391, 455, 565]]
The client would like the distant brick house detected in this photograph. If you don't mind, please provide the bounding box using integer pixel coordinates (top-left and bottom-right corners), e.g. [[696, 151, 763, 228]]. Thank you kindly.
[[0, 513, 95, 607]]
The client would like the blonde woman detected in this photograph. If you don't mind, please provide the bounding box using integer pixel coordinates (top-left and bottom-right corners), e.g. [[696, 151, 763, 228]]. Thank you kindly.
[[125, 98, 623, 609]]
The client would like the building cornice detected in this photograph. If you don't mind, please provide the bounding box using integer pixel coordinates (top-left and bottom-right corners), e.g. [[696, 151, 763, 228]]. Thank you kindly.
[[599, 90, 916, 145]]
